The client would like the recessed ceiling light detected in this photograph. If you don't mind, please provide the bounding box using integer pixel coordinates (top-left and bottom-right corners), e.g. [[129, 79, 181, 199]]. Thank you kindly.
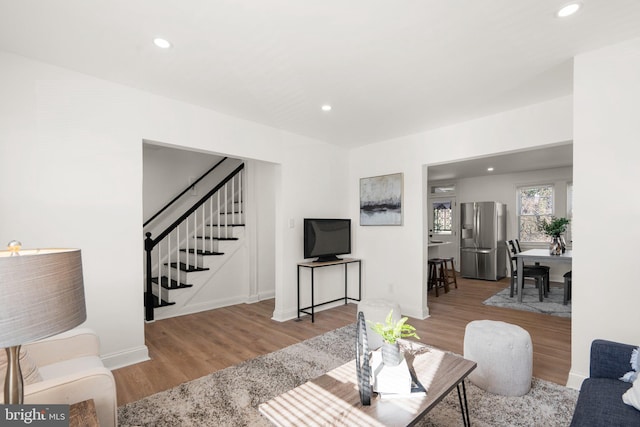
[[321, 105, 332, 112], [557, 3, 581, 18], [153, 38, 172, 49], [487, 167, 494, 172]]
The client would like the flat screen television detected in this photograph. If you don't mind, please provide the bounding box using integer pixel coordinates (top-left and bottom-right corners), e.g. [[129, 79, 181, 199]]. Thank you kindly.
[[304, 218, 351, 262]]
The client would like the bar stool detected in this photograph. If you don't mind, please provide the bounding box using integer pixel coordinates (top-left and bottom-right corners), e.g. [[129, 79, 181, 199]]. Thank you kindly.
[[440, 257, 458, 290], [428, 258, 448, 297], [563, 271, 572, 305]]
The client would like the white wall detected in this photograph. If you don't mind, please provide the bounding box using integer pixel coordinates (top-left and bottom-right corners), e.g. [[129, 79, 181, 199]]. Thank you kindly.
[[249, 159, 277, 300], [0, 50, 349, 368], [142, 143, 224, 221], [568, 37, 640, 387], [349, 96, 573, 320], [273, 143, 350, 320]]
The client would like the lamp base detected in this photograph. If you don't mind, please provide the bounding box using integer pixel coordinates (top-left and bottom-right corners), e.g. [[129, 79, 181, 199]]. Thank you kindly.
[[4, 346, 23, 404]]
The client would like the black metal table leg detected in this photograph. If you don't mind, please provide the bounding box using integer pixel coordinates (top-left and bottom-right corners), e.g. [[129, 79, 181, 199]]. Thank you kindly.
[[456, 380, 471, 426], [358, 260, 362, 300], [311, 268, 315, 323], [344, 263, 348, 304], [297, 265, 300, 321]]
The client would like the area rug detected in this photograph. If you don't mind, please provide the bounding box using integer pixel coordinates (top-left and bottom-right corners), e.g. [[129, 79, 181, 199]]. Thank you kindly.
[[118, 324, 578, 426], [483, 285, 571, 318]]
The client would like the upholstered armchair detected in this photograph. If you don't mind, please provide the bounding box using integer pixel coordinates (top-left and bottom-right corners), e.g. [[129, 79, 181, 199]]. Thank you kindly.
[[1, 328, 117, 427]]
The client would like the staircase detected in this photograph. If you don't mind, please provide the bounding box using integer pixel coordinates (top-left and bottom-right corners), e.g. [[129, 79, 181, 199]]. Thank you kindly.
[[144, 160, 246, 321]]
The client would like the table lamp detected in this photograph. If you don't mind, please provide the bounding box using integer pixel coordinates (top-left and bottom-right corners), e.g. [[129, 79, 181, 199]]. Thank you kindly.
[[0, 241, 86, 404]]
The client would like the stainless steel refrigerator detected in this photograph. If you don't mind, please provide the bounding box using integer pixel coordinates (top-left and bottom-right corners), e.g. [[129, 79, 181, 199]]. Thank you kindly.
[[460, 201, 507, 280]]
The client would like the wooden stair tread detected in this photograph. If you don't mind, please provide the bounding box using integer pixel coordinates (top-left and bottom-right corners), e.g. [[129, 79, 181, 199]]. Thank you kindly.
[[145, 293, 175, 308], [165, 262, 210, 272], [152, 277, 193, 289], [194, 236, 239, 241], [180, 249, 224, 256]]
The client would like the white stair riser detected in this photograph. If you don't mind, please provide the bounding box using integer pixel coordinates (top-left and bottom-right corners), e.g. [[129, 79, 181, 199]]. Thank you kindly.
[[209, 213, 244, 225], [152, 282, 170, 302], [179, 251, 202, 267], [161, 265, 188, 283], [199, 226, 244, 239]]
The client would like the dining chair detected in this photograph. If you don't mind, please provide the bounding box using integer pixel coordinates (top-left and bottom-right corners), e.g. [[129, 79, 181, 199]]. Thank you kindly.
[[563, 271, 572, 305], [510, 239, 551, 294], [505, 241, 548, 302]]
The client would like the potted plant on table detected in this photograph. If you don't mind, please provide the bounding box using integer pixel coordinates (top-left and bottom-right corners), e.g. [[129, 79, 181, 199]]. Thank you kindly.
[[368, 310, 420, 366], [538, 216, 570, 255]]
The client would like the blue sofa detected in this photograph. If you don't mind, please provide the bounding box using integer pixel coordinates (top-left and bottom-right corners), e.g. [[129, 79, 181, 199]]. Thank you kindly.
[[570, 339, 640, 426]]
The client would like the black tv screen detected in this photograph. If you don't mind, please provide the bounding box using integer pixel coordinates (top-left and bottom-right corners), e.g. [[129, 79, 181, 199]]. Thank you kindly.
[[304, 218, 351, 262]]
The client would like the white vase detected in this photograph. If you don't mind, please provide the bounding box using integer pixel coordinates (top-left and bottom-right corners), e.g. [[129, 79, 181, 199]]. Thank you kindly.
[[381, 342, 402, 366]]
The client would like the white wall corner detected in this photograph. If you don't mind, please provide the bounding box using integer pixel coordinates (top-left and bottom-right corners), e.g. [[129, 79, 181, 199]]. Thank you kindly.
[[401, 304, 430, 321], [257, 290, 275, 300], [271, 306, 298, 322], [419, 305, 430, 320]]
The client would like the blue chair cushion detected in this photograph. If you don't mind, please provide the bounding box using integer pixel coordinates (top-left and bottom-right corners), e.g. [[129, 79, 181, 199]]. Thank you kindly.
[[570, 378, 638, 427]]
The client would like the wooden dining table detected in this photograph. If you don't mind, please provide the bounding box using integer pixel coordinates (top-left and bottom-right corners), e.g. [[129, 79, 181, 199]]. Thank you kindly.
[[515, 249, 573, 303]]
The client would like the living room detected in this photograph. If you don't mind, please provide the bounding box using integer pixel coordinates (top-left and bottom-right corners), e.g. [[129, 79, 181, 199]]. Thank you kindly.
[[1, 2, 639, 425]]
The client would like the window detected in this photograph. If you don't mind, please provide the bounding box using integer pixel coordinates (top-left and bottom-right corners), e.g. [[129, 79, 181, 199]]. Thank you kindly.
[[517, 184, 554, 242], [432, 201, 453, 234]]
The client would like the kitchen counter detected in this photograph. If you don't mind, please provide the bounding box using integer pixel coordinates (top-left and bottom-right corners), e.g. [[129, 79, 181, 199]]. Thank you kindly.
[[428, 241, 451, 247]]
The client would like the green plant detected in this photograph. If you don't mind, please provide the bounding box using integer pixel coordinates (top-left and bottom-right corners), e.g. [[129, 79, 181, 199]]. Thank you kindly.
[[538, 216, 570, 237], [368, 310, 419, 344]]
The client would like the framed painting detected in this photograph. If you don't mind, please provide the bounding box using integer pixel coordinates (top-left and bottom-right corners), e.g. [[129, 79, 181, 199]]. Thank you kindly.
[[360, 173, 403, 226]]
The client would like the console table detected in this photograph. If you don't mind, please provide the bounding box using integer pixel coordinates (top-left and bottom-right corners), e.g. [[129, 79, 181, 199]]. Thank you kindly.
[[297, 258, 361, 322]]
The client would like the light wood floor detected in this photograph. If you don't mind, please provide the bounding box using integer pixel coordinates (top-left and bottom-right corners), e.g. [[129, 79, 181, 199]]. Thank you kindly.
[[113, 276, 571, 406]]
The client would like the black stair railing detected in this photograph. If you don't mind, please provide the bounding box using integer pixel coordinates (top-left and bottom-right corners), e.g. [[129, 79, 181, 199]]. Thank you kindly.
[[144, 157, 228, 227], [144, 163, 245, 321]]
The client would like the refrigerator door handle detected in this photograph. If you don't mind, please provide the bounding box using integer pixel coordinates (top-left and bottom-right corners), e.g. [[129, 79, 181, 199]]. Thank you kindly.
[[460, 248, 493, 254], [475, 204, 481, 248]]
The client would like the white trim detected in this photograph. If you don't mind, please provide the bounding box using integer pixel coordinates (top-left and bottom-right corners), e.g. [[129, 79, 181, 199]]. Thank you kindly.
[[102, 345, 150, 370], [566, 371, 586, 390]]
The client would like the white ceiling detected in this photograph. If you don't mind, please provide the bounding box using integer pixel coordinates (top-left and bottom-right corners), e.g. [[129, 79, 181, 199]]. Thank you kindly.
[[427, 143, 573, 181], [2, 1, 640, 148]]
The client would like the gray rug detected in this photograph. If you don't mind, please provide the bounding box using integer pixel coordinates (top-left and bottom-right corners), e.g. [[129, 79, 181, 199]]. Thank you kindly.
[[483, 285, 571, 318], [118, 324, 578, 426]]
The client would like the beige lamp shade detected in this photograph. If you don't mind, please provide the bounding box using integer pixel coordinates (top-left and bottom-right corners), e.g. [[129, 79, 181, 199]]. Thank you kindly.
[[0, 248, 86, 347]]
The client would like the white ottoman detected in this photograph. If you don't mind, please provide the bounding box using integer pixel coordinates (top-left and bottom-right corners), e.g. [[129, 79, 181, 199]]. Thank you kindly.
[[357, 299, 401, 350], [463, 320, 532, 396]]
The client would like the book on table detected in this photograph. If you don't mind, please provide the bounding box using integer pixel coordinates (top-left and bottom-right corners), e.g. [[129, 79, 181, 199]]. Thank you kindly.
[[371, 350, 427, 399]]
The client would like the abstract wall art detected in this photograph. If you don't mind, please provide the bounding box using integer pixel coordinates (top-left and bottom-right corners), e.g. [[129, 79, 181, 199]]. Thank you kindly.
[[359, 173, 403, 226]]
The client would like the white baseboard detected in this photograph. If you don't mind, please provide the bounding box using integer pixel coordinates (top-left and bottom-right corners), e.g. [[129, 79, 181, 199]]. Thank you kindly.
[[257, 290, 275, 300], [566, 371, 586, 390], [102, 345, 150, 370], [154, 296, 247, 320], [271, 308, 297, 322]]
